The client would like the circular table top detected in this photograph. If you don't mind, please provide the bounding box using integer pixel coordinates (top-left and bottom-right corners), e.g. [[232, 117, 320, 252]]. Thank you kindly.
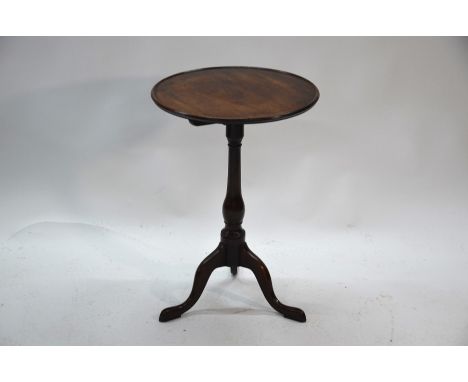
[[151, 66, 319, 125]]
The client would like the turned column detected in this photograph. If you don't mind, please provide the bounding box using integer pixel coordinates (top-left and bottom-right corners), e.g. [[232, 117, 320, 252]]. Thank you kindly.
[[221, 124, 245, 275]]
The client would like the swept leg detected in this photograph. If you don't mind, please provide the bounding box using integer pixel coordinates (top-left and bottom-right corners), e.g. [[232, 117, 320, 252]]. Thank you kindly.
[[240, 244, 306, 322], [159, 244, 226, 322]]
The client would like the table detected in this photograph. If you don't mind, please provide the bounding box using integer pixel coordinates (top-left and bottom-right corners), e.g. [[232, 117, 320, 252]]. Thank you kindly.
[[151, 66, 319, 322]]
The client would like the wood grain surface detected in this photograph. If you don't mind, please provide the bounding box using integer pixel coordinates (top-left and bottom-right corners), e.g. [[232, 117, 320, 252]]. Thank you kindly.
[[151, 66, 319, 124]]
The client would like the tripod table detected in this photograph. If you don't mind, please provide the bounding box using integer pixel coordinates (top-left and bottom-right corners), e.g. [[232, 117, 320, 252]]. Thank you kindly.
[[151, 66, 320, 322]]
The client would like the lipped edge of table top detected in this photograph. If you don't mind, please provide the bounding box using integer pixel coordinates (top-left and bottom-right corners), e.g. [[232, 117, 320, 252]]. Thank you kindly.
[[151, 66, 320, 125]]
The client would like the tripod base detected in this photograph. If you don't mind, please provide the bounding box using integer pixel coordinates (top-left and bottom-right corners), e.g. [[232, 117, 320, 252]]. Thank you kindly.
[[159, 123, 305, 323], [159, 241, 306, 323]]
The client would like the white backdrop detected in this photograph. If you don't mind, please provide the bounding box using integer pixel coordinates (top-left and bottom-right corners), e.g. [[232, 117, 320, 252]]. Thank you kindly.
[[1, 37, 467, 345]]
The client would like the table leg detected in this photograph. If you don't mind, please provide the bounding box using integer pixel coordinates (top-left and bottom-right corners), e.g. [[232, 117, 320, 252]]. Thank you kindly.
[[240, 243, 306, 322], [159, 123, 306, 323], [159, 244, 226, 322]]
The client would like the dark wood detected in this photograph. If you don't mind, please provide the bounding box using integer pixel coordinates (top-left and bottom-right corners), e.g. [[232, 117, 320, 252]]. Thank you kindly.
[[153, 67, 319, 323], [158, 124, 306, 323], [188, 119, 213, 126], [159, 243, 225, 322], [152, 66, 319, 125]]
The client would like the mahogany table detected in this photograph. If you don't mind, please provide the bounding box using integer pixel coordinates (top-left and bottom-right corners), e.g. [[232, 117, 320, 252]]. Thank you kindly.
[[151, 66, 319, 322]]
